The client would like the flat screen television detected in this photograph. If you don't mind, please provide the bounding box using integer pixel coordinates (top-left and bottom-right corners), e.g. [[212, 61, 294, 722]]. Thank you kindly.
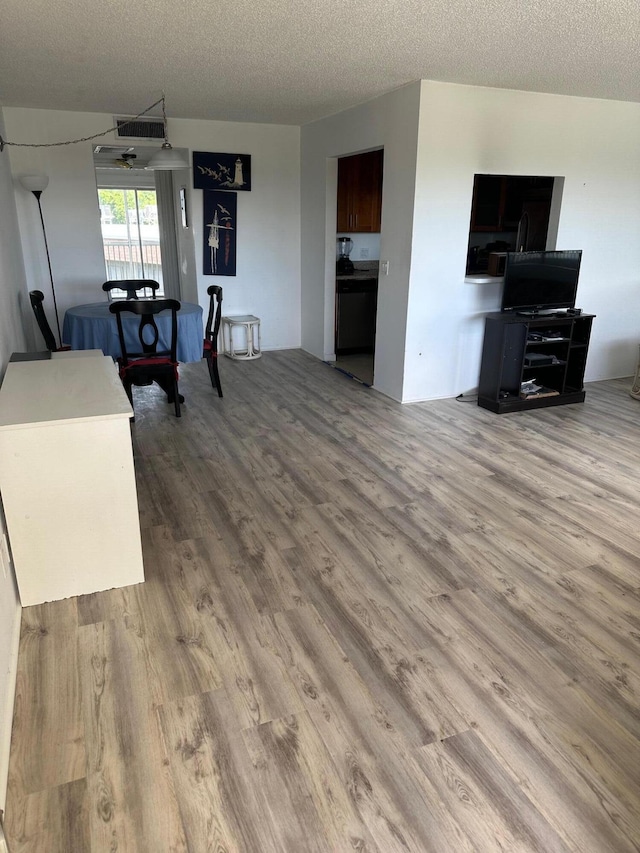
[[500, 250, 582, 314]]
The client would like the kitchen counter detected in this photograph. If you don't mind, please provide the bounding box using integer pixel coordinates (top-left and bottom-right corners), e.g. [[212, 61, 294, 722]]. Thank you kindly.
[[336, 272, 378, 281], [336, 261, 379, 282]]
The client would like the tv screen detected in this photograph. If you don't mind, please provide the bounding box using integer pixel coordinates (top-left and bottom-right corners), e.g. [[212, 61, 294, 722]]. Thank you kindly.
[[501, 250, 582, 313]]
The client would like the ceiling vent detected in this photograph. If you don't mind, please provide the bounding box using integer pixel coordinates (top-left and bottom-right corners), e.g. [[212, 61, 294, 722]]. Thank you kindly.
[[115, 116, 165, 140]]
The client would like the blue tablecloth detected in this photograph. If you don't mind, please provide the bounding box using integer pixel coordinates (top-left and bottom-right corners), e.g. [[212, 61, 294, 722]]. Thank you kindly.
[[63, 301, 204, 363]]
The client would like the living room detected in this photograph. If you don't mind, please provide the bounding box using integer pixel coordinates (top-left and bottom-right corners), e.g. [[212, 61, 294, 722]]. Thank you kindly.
[[1, 1, 640, 848], [4, 80, 639, 406]]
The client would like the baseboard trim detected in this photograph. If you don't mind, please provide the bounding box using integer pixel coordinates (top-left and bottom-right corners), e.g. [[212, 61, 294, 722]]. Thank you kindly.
[[0, 607, 21, 811]]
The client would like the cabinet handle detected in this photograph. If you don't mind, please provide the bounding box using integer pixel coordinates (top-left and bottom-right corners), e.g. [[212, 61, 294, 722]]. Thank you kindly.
[[354, 214, 358, 229]]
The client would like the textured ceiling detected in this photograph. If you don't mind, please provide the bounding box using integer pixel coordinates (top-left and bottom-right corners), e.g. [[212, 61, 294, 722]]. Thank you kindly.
[[1, 0, 639, 125]]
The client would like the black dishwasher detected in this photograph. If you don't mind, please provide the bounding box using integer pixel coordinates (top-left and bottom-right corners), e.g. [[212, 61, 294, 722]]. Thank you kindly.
[[335, 278, 377, 355]]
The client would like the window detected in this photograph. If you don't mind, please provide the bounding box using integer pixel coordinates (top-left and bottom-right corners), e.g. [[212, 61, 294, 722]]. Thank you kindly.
[[98, 188, 163, 294]]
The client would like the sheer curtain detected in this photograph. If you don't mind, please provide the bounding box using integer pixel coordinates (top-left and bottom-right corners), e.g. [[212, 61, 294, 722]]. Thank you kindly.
[[154, 171, 181, 300]]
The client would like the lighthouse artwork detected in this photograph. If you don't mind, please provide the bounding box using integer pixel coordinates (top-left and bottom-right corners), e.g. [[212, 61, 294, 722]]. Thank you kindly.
[[193, 152, 252, 191], [232, 157, 244, 188], [203, 190, 237, 276]]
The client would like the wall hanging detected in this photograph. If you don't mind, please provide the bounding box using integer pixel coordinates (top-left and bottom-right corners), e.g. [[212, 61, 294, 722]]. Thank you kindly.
[[193, 152, 251, 191], [204, 191, 237, 276]]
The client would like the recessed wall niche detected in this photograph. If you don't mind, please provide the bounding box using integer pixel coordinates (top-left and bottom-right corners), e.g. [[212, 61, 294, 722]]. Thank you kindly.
[[466, 174, 563, 276]]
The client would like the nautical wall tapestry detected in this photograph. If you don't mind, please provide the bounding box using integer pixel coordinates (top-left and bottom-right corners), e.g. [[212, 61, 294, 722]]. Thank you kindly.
[[193, 152, 252, 191], [203, 190, 237, 276]]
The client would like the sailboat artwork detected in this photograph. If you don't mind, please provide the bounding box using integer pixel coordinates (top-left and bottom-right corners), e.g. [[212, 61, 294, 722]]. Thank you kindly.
[[193, 151, 252, 191], [203, 190, 237, 276]]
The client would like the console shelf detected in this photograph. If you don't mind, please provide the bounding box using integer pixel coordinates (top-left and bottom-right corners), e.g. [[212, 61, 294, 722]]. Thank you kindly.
[[478, 312, 595, 413]]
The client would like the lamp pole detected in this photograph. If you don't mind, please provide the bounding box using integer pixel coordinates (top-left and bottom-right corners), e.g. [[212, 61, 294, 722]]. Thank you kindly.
[[33, 189, 62, 347], [20, 176, 62, 348]]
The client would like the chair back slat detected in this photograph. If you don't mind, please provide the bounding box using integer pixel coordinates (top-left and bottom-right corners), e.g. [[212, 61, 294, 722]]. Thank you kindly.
[[29, 290, 58, 351], [102, 279, 160, 301], [137, 315, 162, 354], [205, 285, 223, 344], [203, 286, 223, 397]]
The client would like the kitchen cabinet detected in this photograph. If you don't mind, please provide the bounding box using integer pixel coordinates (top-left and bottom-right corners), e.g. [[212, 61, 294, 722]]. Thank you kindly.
[[469, 175, 553, 236], [470, 175, 507, 231], [337, 150, 383, 233]]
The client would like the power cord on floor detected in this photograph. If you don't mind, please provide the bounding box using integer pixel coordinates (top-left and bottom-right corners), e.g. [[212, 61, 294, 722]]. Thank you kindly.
[[456, 392, 478, 403]]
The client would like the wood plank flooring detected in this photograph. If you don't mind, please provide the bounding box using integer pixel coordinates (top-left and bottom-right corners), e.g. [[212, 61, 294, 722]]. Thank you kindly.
[[6, 349, 640, 852]]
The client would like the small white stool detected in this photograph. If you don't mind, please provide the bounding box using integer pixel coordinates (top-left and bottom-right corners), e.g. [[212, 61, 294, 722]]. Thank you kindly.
[[221, 315, 262, 360]]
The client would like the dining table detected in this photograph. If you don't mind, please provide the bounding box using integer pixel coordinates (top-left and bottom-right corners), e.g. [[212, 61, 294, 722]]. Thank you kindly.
[[62, 300, 204, 363]]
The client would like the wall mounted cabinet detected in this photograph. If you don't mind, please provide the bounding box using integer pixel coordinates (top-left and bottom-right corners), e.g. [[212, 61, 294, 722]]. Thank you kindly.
[[337, 150, 383, 233], [467, 174, 556, 273], [469, 175, 553, 235]]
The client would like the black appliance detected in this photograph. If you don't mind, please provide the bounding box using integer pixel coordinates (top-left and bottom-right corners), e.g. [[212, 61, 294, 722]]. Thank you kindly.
[[501, 249, 582, 314], [336, 237, 354, 275], [335, 278, 377, 354]]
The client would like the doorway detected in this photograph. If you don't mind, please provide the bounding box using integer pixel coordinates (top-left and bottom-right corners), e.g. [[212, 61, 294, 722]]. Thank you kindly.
[[334, 149, 383, 387]]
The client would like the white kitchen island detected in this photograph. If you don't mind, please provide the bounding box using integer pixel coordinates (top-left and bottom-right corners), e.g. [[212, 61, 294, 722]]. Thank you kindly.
[[0, 354, 144, 606]]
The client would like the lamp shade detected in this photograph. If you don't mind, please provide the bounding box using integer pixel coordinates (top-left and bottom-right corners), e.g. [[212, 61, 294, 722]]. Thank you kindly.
[[20, 175, 49, 193], [145, 144, 189, 171]]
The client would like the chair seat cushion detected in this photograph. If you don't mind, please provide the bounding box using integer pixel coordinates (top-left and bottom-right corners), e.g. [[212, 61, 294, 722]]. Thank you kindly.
[[119, 356, 178, 381]]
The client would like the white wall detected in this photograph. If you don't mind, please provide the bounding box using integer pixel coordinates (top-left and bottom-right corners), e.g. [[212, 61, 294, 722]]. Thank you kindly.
[[404, 81, 640, 401], [301, 83, 422, 400], [4, 108, 301, 351], [169, 118, 301, 348], [0, 109, 25, 811]]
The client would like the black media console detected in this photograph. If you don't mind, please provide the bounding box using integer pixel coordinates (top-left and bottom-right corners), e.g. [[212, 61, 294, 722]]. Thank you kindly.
[[478, 311, 594, 413]]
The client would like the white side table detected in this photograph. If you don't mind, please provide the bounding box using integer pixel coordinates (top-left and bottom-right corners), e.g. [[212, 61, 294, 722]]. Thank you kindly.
[[221, 315, 262, 360]]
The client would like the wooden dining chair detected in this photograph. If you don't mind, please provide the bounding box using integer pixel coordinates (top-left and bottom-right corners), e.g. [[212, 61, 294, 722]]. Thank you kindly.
[[29, 290, 70, 352], [109, 299, 182, 418], [102, 279, 160, 300], [203, 285, 223, 397]]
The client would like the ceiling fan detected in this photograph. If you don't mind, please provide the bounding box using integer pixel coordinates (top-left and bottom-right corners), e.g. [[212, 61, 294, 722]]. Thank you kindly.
[[114, 152, 137, 169], [93, 145, 139, 169]]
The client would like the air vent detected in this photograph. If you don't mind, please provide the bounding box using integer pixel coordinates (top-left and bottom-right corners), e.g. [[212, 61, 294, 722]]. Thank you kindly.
[[115, 116, 165, 140]]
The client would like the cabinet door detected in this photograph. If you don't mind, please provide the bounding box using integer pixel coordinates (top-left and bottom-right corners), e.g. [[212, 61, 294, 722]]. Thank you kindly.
[[337, 151, 383, 233], [336, 157, 352, 232], [351, 150, 383, 232], [470, 176, 506, 231]]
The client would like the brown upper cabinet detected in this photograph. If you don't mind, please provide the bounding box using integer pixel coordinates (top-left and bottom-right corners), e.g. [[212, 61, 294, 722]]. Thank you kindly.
[[466, 174, 556, 273], [337, 150, 383, 233], [470, 175, 554, 237]]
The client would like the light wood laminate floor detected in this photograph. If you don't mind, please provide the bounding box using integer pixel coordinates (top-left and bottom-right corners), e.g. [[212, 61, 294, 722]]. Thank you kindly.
[[333, 354, 374, 385], [6, 350, 640, 852]]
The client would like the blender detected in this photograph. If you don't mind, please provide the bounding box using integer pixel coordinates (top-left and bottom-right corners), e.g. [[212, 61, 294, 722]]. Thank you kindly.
[[336, 237, 354, 274]]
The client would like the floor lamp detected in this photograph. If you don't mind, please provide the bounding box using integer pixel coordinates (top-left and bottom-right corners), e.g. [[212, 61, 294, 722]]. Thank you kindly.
[[19, 175, 62, 348]]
